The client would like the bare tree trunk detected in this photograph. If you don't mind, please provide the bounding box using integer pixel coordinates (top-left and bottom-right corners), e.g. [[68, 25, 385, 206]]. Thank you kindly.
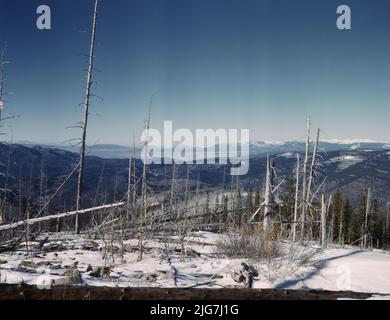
[[292, 154, 300, 242], [363, 188, 371, 248], [184, 164, 190, 208], [127, 156, 132, 223], [18, 165, 22, 220], [195, 174, 200, 216], [0, 202, 125, 232], [0, 45, 8, 225], [75, 0, 99, 234], [25, 200, 31, 243], [1, 141, 12, 222], [305, 128, 319, 240], [0, 44, 7, 127], [306, 128, 320, 207], [139, 95, 153, 261], [120, 214, 124, 263], [24, 199, 32, 255], [39, 156, 44, 212], [178, 164, 191, 261], [321, 194, 327, 248], [386, 207, 390, 247], [170, 163, 176, 216], [132, 135, 137, 208], [263, 156, 273, 235], [338, 201, 344, 245], [300, 116, 311, 242]]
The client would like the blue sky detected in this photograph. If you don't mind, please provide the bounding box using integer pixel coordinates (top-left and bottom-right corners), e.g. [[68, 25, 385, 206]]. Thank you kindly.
[[1, 0, 390, 145]]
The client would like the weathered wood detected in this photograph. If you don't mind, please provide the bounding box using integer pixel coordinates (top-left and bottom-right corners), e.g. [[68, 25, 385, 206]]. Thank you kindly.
[[263, 156, 273, 234], [0, 202, 125, 232], [363, 187, 371, 248], [300, 116, 311, 242], [127, 155, 132, 222], [306, 128, 320, 207], [321, 194, 327, 248], [0, 44, 8, 124], [0, 284, 377, 300], [292, 154, 300, 242], [0, 234, 25, 253], [75, 0, 100, 234]]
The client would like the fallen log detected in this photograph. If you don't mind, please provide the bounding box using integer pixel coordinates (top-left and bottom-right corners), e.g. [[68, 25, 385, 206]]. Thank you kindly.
[[0, 202, 126, 232], [0, 284, 378, 300]]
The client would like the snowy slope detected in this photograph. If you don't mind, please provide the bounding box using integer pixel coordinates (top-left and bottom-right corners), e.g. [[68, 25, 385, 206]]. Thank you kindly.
[[268, 247, 390, 294], [1, 232, 390, 295]]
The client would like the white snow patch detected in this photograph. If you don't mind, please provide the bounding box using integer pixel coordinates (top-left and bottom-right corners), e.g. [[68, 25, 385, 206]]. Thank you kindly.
[[1, 232, 390, 295], [252, 140, 286, 147], [278, 152, 296, 158], [325, 155, 364, 170], [323, 139, 386, 144], [350, 144, 360, 150]]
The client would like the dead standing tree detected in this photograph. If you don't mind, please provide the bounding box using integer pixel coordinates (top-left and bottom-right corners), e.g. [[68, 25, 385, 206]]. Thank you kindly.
[[263, 156, 273, 236], [178, 164, 191, 261], [306, 128, 320, 206], [0, 44, 10, 225], [306, 127, 320, 238], [292, 154, 300, 242], [127, 155, 132, 224], [0, 44, 8, 126], [75, 0, 100, 234], [300, 116, 311, 242], [132, 134, 137, 208], [320, 193, 332, 248], [138, 94, 153, 261], [363, 187, 371, 248]]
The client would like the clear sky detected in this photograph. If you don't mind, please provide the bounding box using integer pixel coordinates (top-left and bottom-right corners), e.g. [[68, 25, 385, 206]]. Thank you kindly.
[[1, 0, 390, 145]]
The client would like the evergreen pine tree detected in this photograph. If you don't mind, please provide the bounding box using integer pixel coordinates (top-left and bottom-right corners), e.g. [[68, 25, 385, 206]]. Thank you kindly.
[[349, 189, 367, 245], [329, 189, 343, 243], [235, 186, 242, 227], [203, 191, 210, 224], [213, 193, 220, 224], [254, 185, 261, 208], [246, 189, 253, 213], [342, 198, 353, 244]]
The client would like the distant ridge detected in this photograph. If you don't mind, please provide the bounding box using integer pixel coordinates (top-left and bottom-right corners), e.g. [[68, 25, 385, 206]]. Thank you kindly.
[[15, 139, 390, 159]]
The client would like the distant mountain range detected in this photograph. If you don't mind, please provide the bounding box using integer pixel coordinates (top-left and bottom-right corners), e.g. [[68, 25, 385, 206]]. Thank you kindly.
[[249, 140, 390, 157], [18, 140, 390, 159], [2, 142, 390, 219], [18, 142, 140, 159]]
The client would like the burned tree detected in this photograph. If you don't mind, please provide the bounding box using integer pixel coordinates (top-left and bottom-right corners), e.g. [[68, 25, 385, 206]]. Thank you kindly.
[[138, 94, 153, 261], [300, 116, 311, 242], [0, 44, 8, 125], [75, 0, 100, 234], [263, 156, 273, 235], [292, 154, 300, 242]]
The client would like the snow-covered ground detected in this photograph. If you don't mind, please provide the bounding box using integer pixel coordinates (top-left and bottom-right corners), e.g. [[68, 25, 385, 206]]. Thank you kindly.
[[1, 231, 390, 297], [269, 247, 390, 294]]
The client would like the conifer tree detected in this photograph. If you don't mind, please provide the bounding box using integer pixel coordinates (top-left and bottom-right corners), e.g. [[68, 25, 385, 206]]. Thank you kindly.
[[348, 189, 367, 245], [254, 185, 261, 208], [213, 193, 220, 224], [329, 189, 343, 243], [203, 191, 210, 223], [234, 186, 242, 227], [246, 189, 253, 213]]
